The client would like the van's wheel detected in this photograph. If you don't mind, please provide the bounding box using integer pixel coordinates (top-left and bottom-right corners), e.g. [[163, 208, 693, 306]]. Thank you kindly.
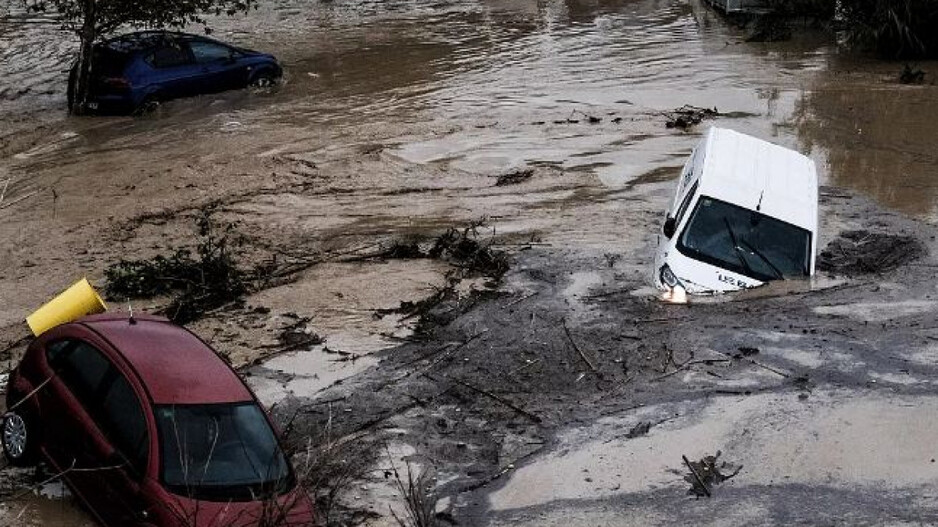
[[2, 411, 37, 466], [249, 72, 277, 89]]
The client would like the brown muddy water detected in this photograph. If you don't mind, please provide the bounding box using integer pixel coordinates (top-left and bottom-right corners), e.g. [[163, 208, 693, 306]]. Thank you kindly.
[[2, 0, 938, 525]]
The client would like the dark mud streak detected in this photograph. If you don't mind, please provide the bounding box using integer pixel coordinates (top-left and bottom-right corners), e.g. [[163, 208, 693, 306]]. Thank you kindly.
[[484, 483, 938, 526], [273, 191, 938, 525]]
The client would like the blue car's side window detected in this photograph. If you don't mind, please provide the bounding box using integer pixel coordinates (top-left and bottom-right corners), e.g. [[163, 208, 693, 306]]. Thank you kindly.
[[190, 41, 232, 64], [147, 45, 191, 68]]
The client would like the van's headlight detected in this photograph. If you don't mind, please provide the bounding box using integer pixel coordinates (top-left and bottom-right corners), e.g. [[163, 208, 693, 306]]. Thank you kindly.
[[660, 264, 681, 288]]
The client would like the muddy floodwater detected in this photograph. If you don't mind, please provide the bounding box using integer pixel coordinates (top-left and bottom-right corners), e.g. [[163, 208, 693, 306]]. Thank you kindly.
[[2, 0, 938, 525]]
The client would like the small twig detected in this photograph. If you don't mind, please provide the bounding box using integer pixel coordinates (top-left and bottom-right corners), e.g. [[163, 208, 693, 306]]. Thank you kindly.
[[0, 189, 39, 210], [745, 358, 790, 378], [384, 330, 487, 387], [683, 455, 711, 497], [447, 377, 541, 423], [562, 318, 598, 374], [505, 291, 538, 307], [5, 376, 53, 413], [711, 350, 791, 378], [652, 358, 731, 382], [0, 175, 12, 207], [508, 359, 541, 376]]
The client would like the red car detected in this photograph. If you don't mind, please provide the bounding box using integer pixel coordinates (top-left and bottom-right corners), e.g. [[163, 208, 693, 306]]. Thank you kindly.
[[2, 313, 314, 526]]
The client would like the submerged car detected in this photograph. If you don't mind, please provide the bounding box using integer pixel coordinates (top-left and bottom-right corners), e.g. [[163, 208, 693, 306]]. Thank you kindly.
[[2, 314, 314, 526], [69, 31, 282, 114], [654, 127, 818, 295]]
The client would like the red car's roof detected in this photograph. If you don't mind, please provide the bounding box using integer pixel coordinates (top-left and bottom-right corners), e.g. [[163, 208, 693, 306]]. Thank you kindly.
[[78, 314, 253, 405]]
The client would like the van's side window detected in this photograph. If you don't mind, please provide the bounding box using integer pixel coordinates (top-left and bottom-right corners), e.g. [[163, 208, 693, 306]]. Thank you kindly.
[[674, 181, 699, 226]]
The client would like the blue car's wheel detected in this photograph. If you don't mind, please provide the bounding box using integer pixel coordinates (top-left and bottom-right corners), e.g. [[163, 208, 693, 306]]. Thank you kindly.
[[134, 94, 162, 116], [249, 71, 278, 88]]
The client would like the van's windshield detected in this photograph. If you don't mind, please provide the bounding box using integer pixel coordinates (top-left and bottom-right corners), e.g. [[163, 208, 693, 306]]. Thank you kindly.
[[677, 196, 811, 282]]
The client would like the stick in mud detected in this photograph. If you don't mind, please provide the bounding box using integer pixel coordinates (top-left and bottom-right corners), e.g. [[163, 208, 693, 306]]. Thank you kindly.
[[444, 376, 542, 424], [682, 454, 711, 498], [562, 318, 598, 374], [0, 176, 11, 207]]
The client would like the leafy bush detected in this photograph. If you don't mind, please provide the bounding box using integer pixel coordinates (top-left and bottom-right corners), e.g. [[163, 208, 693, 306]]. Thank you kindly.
[[840, 0, 938, 58], [105, 208, 247, 323]]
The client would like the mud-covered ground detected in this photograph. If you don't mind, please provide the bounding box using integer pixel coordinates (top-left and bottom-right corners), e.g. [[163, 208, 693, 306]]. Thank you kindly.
[[2, 0, 938, 525]]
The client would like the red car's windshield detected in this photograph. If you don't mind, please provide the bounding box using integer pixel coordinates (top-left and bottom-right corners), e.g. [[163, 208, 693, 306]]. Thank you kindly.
[[155, 403, 293, 501]]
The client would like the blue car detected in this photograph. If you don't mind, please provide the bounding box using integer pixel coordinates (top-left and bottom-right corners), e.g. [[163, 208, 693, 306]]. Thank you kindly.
[[69, 31, 282, 114]]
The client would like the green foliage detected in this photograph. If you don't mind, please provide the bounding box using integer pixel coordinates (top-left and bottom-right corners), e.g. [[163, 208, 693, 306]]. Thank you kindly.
[[765, 0, 836, 18], [839, 0, 938, 58], [25, 0, 257, 35], [105, 209, 247, 324]]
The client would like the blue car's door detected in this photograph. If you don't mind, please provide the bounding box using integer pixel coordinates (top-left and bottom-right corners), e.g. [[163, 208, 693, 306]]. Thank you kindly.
[[188, 39, 248, 92], [141, 41, 199, 100]]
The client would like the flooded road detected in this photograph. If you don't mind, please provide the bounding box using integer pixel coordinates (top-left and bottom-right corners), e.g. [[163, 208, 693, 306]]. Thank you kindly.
[[2, 0, 938, 525], [2, 0, 938, 221]]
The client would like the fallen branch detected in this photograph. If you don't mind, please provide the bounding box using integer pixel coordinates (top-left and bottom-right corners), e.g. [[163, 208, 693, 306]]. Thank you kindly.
[[0, 176, 12, 207], [562, 318, 598, 374], [682, 454, 711, 498], [710, 350, 791, 378], [652, 358, 731, 381], [0, 189, 39, 210], [447, 377, 542, 424], [505, 291, 538, 307]]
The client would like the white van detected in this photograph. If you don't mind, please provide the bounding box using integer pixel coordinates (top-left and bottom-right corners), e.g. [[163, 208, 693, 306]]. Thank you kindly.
[[654, 127, 818, 295]]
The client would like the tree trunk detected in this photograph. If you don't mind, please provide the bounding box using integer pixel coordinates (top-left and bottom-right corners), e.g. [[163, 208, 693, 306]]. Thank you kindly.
[[72, 0, 96, 115]]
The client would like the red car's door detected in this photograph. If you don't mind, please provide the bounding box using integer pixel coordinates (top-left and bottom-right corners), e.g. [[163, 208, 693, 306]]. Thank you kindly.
[[42, 337, 152, 525], [39, 339, 110, 474]]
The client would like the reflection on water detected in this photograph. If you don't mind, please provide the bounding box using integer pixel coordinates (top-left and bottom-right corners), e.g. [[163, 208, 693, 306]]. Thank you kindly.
[[793, 56, 938, 220], [2, 0, 937, 224]]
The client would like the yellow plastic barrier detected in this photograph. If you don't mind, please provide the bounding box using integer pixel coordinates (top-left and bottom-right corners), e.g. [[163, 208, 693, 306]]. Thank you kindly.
[[26, 278, 108, 336]]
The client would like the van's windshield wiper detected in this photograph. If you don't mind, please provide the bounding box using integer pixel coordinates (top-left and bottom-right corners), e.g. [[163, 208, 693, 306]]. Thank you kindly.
[[722, 217, 754, 276], [739, 239, 784, 280]]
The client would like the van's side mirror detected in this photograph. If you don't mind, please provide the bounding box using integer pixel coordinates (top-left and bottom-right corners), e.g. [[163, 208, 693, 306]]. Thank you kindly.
[[663, 217, 676, 239]]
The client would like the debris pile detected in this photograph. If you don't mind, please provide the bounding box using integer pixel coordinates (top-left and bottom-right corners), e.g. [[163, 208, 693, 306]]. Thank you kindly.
[[495, 168, 534, 187], [428, 222, 510, 280], [682, 451, 742, 498], [375, 222, 510, 337], [664, 105, 720, 130], [105, 208, 247, 323], [900, 64, 926, 84], [818, 230, 926, 275]]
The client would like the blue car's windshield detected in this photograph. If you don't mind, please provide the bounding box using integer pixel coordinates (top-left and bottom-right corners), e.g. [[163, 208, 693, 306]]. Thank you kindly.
[[677, 196, 811, 281], [155, 403, 293, 501]]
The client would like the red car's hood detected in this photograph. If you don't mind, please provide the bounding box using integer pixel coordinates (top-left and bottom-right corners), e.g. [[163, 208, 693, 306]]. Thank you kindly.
[[158, 487, 315, 527]]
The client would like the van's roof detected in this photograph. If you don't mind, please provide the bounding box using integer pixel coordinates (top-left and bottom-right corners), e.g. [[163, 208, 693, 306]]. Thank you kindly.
[[697, 127, 817, 232]]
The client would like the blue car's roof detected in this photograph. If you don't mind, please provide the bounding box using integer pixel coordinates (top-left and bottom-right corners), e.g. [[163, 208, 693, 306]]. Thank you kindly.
[[101, 31, 235, 54]]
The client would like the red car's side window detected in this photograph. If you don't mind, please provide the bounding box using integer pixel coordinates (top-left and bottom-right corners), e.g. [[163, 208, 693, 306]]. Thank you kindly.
[[100, 373, 149, 474], [55, 341, 111, 404], [44, 339, 75, 368], [48, 340, 150, 476]]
